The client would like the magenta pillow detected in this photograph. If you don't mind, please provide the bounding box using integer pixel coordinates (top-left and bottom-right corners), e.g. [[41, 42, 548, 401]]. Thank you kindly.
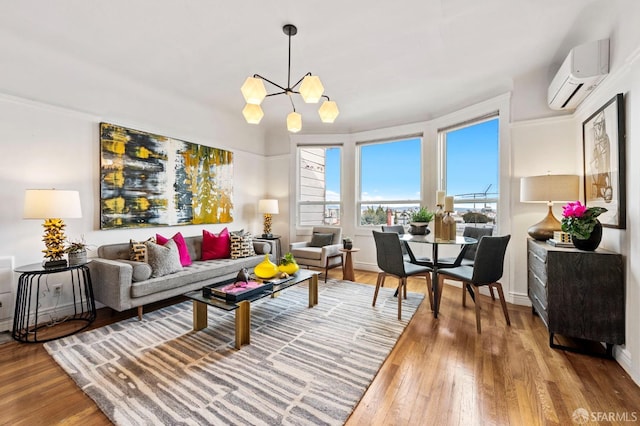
[[202, 228, 231, 260], [156, 232, 192, 266]]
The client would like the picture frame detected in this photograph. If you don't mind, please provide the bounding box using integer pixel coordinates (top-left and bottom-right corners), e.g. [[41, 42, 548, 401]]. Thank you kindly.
[[582, 93, 626, 229]]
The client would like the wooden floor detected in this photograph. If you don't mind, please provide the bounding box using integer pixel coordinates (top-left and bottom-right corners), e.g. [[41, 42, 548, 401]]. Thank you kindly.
[[1, 270, 639, 425]]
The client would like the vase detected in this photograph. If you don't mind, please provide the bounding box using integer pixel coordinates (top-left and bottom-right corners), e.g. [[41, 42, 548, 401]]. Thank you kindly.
[[68, 250, 87, 266], [571, 221, 603, 251], [409, 222, 430, 235], [254, 254, 279, 279], [278, 261, 299, 275], [343, 240, 353, 250]]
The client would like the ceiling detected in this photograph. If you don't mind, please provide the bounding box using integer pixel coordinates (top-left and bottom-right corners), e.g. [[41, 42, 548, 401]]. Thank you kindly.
[[0, 0, 628, 135]]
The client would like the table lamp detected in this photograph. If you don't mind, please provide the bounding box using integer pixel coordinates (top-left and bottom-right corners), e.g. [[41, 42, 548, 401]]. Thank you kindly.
[[258, 199, 279, 238], [24, 189, 82, 268], [520, 175, 579, 241]]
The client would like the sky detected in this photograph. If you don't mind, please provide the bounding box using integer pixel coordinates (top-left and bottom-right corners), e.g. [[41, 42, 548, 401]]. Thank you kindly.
[[324, 118, 498, 204]]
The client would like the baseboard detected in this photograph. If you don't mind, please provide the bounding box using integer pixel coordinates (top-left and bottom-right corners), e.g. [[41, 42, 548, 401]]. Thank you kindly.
[[614, 346, 640, 386]]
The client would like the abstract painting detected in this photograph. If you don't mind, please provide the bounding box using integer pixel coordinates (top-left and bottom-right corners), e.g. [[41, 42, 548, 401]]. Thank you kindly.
[[582, 93, 625, 229], [100, 123, 233, 229]]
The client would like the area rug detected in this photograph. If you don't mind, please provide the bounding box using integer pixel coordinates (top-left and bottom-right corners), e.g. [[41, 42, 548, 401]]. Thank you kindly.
[[44, 279, 423, 426]]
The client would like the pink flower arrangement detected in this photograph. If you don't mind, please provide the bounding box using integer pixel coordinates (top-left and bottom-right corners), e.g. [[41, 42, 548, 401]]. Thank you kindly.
[[561, 201, 607, 240]]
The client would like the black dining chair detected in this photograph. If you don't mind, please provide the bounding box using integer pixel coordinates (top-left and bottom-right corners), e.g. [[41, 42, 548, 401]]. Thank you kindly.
[[438, 226, 494, 267], [381, 225, 434, 267], [372, 231, 433, 319], [437, 235, 511, 333]]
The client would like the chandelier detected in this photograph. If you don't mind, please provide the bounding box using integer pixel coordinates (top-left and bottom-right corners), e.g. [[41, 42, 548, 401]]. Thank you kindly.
[[241, 24, 339, 133]]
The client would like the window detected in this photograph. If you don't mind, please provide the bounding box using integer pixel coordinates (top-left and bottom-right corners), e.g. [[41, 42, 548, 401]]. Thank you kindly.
[[358, 137, 422, 226], [439, 117, 499, 234], [297, 146, 341, 226]]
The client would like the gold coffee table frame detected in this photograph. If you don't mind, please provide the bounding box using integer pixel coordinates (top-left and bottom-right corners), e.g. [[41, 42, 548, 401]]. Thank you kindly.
[[187, 269, 319, 349]]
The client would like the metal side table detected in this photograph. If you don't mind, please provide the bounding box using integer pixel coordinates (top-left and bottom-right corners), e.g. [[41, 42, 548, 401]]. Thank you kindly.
[[13, 262, 96, 343]]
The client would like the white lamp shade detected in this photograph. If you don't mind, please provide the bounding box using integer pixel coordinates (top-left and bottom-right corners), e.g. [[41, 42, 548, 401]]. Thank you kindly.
[[318, 100, 339, 123], [520, 175, 579, 203], [24, 189, 82, 219], [240, 76, 267, 105], [299, 75, 324, 103], [258, 199, 279, 214], [242, 103, 264, 124], [287, 112, 302, 133]]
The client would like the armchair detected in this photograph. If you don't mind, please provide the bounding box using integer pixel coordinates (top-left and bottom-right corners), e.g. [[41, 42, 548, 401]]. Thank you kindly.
[[290, 226, 344, 282]]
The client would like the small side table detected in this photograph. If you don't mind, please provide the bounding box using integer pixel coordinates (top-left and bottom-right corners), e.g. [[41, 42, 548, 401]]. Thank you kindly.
[[13, 262, 96, 343], [339, 248, 360, 281], [254, 234, 282, 262]]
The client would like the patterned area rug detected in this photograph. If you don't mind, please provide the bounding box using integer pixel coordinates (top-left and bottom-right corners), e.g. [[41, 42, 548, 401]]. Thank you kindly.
[[44, 279, 423, 426]]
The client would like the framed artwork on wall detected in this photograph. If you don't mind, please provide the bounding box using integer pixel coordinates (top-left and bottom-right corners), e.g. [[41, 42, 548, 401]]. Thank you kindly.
[[582, 93, 625, 229], [100, 123, 234, 229]]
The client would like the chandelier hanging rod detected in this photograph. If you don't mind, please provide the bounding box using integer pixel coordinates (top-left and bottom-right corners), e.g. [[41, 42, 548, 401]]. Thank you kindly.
[[240, 23, 340, 133]]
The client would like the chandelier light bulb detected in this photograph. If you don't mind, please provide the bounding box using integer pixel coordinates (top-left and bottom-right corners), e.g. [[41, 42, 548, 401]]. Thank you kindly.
[[240, 77, 267, 105], [242, 104, 264, 124], [287, 112, 302, 133], [299, 75, 324, 103], [318, 100, 339, 123]]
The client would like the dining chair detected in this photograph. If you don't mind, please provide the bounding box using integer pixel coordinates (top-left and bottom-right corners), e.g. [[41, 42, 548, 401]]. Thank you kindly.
[[381, 225, 434, 267], [372, 231, 433, 319], [437, 235, 511, 333], [438, 226, 494, 267]]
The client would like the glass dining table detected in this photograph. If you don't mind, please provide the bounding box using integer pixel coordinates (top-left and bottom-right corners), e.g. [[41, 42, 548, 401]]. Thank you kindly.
[[400, 233, 478, 318]]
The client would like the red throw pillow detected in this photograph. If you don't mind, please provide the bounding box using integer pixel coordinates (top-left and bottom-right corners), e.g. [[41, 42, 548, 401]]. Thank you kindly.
[[156, 232, 192, 266], [202, 228, 231, 260]]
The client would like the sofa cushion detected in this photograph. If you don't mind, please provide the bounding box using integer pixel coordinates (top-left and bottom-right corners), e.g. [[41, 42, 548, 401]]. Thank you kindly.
[[117, 259, 153, 282], [145, 239, 182, 277], [202, 228, 231, 260], [156, 232, 192, 266], [291, 246, 323, 261], [129, 237, 154, 261], [309, 232, 334, 247], [230, 233, 256, 259]]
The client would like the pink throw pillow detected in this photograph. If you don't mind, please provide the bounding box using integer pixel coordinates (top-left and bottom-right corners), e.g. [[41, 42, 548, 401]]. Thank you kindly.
[[156, 232, 192, 266], [201, 228, 231, 260]]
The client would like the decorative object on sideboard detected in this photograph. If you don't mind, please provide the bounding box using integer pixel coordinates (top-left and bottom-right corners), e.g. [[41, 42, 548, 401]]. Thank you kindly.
[[561, 201, 607, 251], [278, 252, 299, 275], [258, 199, 279, 238], [23, 189, 82, 268], [582, 93, 626, 229], [409, 206, 434, 235], [240, 24, 339, 133], [520, 174, 579, 241], [253, 254, 279, 279]]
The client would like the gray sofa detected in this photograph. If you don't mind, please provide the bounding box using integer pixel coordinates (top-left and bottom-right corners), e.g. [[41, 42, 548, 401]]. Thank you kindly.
[[88, 235, 270, 319]]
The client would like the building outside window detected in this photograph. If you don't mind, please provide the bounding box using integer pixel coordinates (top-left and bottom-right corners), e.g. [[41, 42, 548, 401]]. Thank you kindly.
[[297, 146, 341, 226], [357, 137, 422, 227], [439, 116, 499, 234]]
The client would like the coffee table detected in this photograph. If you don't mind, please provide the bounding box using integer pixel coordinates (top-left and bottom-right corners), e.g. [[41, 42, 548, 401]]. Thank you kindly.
[[184, 269, 319, 349]]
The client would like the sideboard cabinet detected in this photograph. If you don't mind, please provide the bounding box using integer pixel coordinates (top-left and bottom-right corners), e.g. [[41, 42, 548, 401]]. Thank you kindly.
[[527, 239, 624, 356]]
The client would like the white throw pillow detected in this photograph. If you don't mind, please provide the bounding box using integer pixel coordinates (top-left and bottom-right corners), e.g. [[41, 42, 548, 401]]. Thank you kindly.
[[145, 239, 182, 278]]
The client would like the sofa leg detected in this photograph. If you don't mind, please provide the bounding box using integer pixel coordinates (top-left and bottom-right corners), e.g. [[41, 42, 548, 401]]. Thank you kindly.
[[137, 306, 143, 320]]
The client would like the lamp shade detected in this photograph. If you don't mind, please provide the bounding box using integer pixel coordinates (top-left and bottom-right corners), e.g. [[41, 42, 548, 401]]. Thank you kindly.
[[258, 199, 279, 215], [242, 103, 264, 124], [287, 112, 302, 133], [520, 175, 579, 203], [24, 189, 82, 219], [318, 100, 339, 123], [240, 76, 267, 105], [299, 75, 324, 103]]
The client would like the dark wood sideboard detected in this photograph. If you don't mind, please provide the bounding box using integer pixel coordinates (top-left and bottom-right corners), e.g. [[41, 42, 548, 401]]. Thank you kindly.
[[527, 239, 625, 357]]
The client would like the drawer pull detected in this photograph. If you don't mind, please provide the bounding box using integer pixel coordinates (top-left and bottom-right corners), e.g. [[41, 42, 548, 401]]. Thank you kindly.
[[533, 294, 547, 311], [531, 252, 545, 263], [533, 274, 546, 288]]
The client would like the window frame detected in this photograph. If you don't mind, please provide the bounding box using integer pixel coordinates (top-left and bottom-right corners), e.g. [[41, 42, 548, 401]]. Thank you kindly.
[[356, 134, 423, 228]]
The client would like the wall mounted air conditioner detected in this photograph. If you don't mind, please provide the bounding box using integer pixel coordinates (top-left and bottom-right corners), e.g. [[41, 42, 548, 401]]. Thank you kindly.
[[548, 38, 609, 110]]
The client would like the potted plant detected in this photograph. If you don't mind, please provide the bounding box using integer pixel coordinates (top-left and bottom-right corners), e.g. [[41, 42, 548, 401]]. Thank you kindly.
[[342, 237, 353, 250], [64, 236, 91, 266], [278, 252, 299, 275], [410, 207, 434, 235], [561, 201, 607, 251]]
